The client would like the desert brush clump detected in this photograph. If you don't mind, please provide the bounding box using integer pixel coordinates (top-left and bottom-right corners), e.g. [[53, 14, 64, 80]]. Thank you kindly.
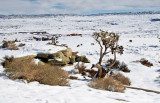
[[106, 59, 120, 69], [73, 63, 86, 74], [106, 59, 130, 72], [88, 77, 125, 93], [72, 63, 97, 78], [112, 72, 131, 86], [2, 40, 18, 50], [139, 58, 153, 67], [18, 43, 25, 47], [1, 55, 14, 68], [2, 55, 69, 86]]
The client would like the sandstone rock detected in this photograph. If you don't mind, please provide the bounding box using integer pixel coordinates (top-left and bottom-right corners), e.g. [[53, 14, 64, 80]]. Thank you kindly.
[[82, 56, 90, 63], [62, 56, 70, 64], [37, 53, 48, 59], [60, 48, 72, 57], [75, 55, 90, 63], [48, 60, 66, 66], [72, 52, 78, 56], [15, 55, 36, 61], [50, 52, 65, 59], [69, 56, 76, 64]]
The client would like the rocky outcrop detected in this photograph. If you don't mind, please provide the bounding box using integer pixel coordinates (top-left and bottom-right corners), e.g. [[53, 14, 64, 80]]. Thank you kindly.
[[36, 48, 90, 66]]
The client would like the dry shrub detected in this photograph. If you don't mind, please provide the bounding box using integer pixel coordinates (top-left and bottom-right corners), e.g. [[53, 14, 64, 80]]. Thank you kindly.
[[73, 63, 98, 78], [3, 56, 69, 86], [119, 62, 130, 72], [1, 55, 14, 68], [106, 59, 120, 69], [72, 63, 98, 78], [74, 63, 86, 73], [139, 58, 153, 67], [106, 59, 130, 72], [18, 43, 25, 47], [89, 77, 125, 93], [86, 69, 97, 78], [112, 73, 131, 86], [2, 41, 18, 50]]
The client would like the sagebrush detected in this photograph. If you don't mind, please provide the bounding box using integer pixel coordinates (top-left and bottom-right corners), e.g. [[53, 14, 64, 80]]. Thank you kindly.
[[106, 59, 130, 72], [112, 72, 131, 86], [3, 56, 69, 86], [89, 77, 125, 93], [2, 41, 18, 50]]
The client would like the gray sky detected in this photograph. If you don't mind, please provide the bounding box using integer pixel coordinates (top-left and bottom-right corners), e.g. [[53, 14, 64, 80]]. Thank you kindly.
[[0, 0, 160, 15]]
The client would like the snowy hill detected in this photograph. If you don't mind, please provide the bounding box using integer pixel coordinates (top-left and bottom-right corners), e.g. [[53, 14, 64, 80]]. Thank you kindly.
[[0, 14, 160, 103]]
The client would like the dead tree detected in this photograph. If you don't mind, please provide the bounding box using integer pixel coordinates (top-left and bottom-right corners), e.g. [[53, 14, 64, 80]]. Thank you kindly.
[[92, 30, 124, 78]]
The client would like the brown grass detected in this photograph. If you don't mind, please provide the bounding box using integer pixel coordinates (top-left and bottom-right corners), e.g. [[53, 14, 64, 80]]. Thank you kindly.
[[3, 56, 69, 86], [1, 55, 14, 68], [89, 77, 125, 93], [112, 73, 131, 86], [2, 41, 18, 50], [139, 58, 153, 67], [18, 43, 25, 47]]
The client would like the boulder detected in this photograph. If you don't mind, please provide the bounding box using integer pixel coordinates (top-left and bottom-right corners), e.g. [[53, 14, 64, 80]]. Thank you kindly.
[[75, 55, 90, 63], [37, 53, 49, 59], [60, 48, 72, 57], [69, 56, 76, 64], [49, 52, 65, 59], [48, 56, 70, 66], [62, 56, 70, 64], [35, 48, 90, 66], [72, 52, 78, 56], [15, 55, 36, 61], [82, 56, 90, 63], [48, 60, 66, 66]]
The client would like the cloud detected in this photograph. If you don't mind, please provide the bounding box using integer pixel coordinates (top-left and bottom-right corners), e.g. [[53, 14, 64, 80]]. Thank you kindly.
[[0, 0, 160, 14]]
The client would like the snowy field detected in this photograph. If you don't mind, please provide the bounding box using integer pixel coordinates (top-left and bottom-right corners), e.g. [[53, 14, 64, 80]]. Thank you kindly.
[[0, 14, 160, 103]]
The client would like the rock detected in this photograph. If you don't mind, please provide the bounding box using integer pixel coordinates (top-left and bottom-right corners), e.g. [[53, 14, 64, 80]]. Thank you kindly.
[[35, 48, 90, 66], [75, 55, 82, 62], [60, 48, 72, 57], [48, 56, 70, 66], [62, 56, 70, 64], [72, 52, 78, 56], [82, 56, 90, 63], [37, 53, 48, 59], [15, 55, 36, 61], [70, 56, 76, 64], [75, 55, 90, 63], [49, 52, 65, 59], [48, 60, 66, 66]]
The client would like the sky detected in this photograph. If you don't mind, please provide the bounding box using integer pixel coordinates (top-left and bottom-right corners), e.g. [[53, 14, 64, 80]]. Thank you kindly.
[[0, 0, 160, 15]]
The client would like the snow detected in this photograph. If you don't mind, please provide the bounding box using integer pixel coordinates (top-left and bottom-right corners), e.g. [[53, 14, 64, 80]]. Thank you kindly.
[[0, 14, 160, 103]]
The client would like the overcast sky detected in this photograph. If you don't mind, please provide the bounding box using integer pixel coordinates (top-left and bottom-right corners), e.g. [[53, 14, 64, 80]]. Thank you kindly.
[[0, 0, 160, 15]]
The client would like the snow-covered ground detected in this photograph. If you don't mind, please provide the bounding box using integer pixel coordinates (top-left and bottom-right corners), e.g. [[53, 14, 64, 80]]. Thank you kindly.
[[0, 14, 160, 103]]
